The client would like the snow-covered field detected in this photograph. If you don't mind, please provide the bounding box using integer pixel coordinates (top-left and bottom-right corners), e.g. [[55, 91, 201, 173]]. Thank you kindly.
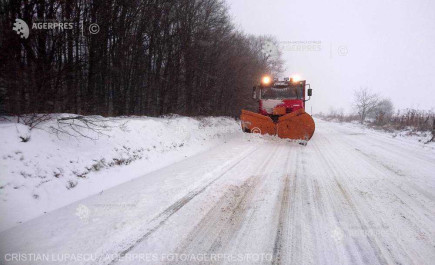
[[0, 115, 241, 232], [1, 117, 434, 265]]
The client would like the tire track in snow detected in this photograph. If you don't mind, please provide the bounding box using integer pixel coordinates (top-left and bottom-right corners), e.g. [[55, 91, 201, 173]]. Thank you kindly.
[[172, 175, 261, 261], [332, 129, 435, 256], [353, 147, 435, 211], [348, 146, 435, 264], [272, 146, 311, 265], [171, 145, 283, 262], [311, 134, 391, 264], [272, 173, 291, 265], [107, 146, 260, 264], [312, 131, 427, 265]]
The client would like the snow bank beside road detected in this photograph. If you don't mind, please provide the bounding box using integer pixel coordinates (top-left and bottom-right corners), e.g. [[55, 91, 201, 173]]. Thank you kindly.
[[0, 115, 241, 231]]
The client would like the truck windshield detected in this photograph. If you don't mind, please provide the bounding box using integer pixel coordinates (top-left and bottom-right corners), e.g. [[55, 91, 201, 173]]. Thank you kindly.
[[261, 86, 303, 100]]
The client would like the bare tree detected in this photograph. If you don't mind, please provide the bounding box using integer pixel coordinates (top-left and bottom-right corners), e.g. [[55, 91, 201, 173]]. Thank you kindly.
[[371, 98, 394, 125], [353, 88, 379, 123], [0, 0, 278, 117]]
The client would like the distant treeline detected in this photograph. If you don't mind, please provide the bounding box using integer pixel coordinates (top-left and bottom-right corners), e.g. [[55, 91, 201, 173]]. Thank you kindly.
[[0, 0, 282, 116], [318, 108, 434, 135], [317, 88, 434, 139]]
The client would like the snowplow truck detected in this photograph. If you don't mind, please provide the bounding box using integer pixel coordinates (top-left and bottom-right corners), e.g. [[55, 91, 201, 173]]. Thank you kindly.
[[240, 76, 315, 141]]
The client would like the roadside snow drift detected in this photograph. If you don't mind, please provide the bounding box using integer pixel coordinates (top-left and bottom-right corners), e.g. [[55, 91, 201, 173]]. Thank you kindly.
[[0, 115, 241, 231]]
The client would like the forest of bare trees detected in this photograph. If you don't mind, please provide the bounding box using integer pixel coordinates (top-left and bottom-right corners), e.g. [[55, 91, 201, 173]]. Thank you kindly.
[[0, 0, 283, 117]]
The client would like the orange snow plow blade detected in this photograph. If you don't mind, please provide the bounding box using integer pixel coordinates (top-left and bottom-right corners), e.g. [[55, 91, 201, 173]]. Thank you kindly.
[[240, 109, 315, 141], [277, 109, 315, 140], [240, 110, 275, 135]]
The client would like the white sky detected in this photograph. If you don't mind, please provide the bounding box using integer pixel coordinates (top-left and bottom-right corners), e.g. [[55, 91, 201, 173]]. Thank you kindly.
[[227, 0, 435, 114]]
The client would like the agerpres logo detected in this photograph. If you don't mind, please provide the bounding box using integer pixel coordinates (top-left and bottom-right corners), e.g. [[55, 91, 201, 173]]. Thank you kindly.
[[12, 18, 99, 39], [12, 19, 29, 39], [261, 40, 280, 58], [32, 21, 75, 30]]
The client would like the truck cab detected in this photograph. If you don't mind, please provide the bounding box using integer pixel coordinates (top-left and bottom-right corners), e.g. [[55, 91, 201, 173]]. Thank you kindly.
[[254, 78, 312, 121]]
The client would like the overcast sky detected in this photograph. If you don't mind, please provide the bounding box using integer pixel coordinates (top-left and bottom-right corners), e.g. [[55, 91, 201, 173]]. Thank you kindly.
[[227, 0, 435, 114]]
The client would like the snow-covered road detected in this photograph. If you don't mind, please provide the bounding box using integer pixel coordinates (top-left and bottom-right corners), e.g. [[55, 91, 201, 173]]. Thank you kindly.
[[1, 119, 434, 265]]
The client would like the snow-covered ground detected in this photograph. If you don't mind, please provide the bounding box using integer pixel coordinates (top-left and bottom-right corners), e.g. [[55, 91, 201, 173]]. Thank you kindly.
[[319, 118, 434, 145], [1, 118, 434, 265], [0, 115, 241, 232]]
